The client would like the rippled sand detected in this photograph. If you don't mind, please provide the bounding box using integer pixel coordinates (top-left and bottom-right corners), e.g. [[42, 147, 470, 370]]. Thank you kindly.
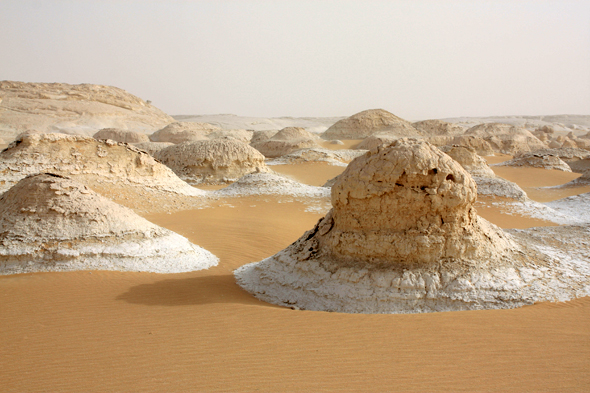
[[1, 158, 590, 392]]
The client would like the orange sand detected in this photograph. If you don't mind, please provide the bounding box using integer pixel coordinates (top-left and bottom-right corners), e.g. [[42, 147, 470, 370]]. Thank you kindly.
[[1, 162, 590, 392]]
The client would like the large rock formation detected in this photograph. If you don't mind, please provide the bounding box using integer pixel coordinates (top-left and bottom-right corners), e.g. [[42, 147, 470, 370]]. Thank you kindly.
[[465, 123, 547, 154], [251, 126, 321, 158], [0, 81, 173, 140], [0, 174, 218, 274], [440, 146, 496, 178], [0, 133, 203, 197], [154, 139, 269, 184], [93, 128, 150, 144], [321, 109, 424, 140], [149, 122, 221, 144], [235, 140, 590, 313]]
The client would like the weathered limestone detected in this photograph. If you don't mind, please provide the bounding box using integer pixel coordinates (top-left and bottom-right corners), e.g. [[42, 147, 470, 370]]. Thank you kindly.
[[322, 109, 424, 140], [0, 174, 218, 274], [149, 122, 220, 144], [93, 128, 150, 143]]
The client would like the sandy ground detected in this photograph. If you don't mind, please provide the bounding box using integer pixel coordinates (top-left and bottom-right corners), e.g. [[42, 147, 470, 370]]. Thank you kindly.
[[1, 156, 590, 392]]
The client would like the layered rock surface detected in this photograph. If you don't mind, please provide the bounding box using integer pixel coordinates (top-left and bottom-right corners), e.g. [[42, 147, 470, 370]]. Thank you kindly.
[[321, 109, 424, 140], [93, 128, 150, 144], [0, 81, 173, 140], [236, 140, 590, 313], [0, 133, 203, 196], [0, 174, 218, 274], [149, 122, 221, 144], [154, 139, 269, 184]]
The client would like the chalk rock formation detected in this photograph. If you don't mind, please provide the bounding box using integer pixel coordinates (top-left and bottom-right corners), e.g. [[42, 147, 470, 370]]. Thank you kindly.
[[154, 139, 268, 184], [131, 141, 174, 156], [268, 148, 367, 166], [93, 128, 149, 143], [354, 134, 397, 150], [149, 122, 220, 144], [0, 133, 203, 196], [207, 129, 253, 143], [235, 139, 588, 313], [250, 130, 277, 144], [0, 174, 218, 274], [450, 135, 496, 156], [251, 128, 320, 158], [0, 81, 173, 140], [440, 146, 496, 178], [497, 153, 572, 172], [465, 123, 546, 154], [322, 109, 424, 140], [412, 119, 465, 136], [215, 172, 330, 198]]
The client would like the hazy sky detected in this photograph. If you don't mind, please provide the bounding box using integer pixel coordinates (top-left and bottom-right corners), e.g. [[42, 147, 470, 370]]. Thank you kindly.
[[1, 1, 589, 119]]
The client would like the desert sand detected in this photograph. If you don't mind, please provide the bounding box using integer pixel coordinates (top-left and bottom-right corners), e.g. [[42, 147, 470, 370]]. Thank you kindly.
[[1, 156, 590, 391]]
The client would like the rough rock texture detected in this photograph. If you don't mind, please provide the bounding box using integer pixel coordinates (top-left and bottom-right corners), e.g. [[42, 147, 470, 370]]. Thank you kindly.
[[465, 123, 547, 155], [154, 139, 269, 184], [450, 135, 496, 156], [322, 109, 424, 140], [0, 174, 218, 274], [250, 130, 277, 144], [440, 146, 496, 177], [497, 153, 572, 172], [131, 141, 175, 156], [236, 139, 589, 313], [412, 119, 465, 136], [0, 133, 203, 197], [354, 134, 398, 150], [93, 128, 149, 144], [207, 129, 253, 143], [251, 138, 320, 158], [271, 127, 318, 141], [215, 173, 330, 198], [0, 81, 173, 140], [149, 122, 220, 144], [267, 148, 367, 166]]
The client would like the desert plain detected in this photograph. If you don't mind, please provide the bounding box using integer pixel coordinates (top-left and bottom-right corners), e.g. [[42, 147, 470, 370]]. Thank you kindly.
[[1, 81, 590, 391]]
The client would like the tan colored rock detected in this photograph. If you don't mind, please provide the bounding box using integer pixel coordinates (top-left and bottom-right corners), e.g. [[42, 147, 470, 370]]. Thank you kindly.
[[236, 139, 588, 313], [149, 122, 220, 144], [272, 127, 318, 141], [450, 135, 495, 156], [465, 123, 546, 154], [250, 130, 277, 144], [497, 153, 572, 172], [268, 148, 367, 166], [0, 81, 173, 140], [424, 135, 456, 147], [0, 174, 218, 274], [0, 133, 202, 197], [93, 128, 149, 143], [207, 129, 253, 143], [575, 139, 590, 150], [562, 138, 577, 148], [440, 146, 496, 177], [154, 139, 268, 184], [321, 109, 424, 140], [354, 134, 397, 150], [548, 140, 562, 148], [251, 138, 320, 158], [132, 141, 174, 156], [412, 119, 464, 136]]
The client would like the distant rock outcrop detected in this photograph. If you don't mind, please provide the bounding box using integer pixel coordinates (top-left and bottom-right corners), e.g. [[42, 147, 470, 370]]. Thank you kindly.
[[321, 109, 424, 140], [412, 119, 465, 136], [251, 126, 321, 158], [149, 122, 220, 144], [154, 139, 268, 184], [0, 174, 218, 274], [235, 139, 590, 313], [497, 153, 572, 172], [93, 128, 149, 144], [465, 123, 547, 154], [0, 81, 173, 140]]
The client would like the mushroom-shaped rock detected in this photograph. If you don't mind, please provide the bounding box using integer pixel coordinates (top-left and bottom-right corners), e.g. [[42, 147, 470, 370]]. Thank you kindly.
[[235, 140, 589, 313], [412, 119, 465, 136], [0, 174, 218, 274], [93, 128, 150, 143], [149, 122, 220, 144], [154, 139, 269, 184], [321, 109, 424, 140], [0, 133, 203, 196]]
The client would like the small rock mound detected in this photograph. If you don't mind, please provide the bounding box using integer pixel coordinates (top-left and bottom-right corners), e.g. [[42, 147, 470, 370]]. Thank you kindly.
[[131, 141, 174, 156], [0, 133, 202, 196], [497, 153, 572, 172], [149, 122, 221, 144], [322, 109, 424, 140], [215, 172, 330, 198], [93, 128, 149, 143], [0, 174, 218, 274], [450, 135, 496, 156], [251, 130, 320, 158], [154, 139, 268, 184], [271, 127, 318, 141], [440, 146, 496, 177], [354, 134, 397, 150], [465, 123, 547, 154], [207, 129, 253, 143], [268, 148, 367, 166], [412, 119, 465, 136]]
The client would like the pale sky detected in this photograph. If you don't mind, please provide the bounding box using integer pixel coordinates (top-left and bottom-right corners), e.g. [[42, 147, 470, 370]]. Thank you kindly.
[[1, 0, 589, 119]]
